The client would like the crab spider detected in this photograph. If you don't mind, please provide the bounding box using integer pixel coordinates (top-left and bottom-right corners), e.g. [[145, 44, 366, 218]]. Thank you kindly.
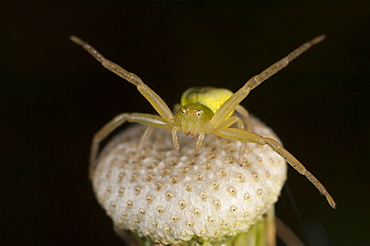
[[71, 35, 336, 209]]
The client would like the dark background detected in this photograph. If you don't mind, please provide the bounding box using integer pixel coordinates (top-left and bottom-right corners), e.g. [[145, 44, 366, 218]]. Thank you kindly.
[[1, 1, 369, 245]]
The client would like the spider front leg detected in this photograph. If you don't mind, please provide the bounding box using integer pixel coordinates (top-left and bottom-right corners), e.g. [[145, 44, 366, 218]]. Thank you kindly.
[[214, 127, 336, 209], [89, 113, 169, 178], [209, 35, 325, 129], [70, 36, 174, 122]]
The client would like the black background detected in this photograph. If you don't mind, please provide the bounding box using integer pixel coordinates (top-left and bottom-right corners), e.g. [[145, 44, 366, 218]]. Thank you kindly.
[[1, 1, 369, 245]]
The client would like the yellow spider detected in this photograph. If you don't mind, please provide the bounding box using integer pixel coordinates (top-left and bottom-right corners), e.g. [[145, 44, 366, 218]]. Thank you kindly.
[[71, 35, 336, 209]]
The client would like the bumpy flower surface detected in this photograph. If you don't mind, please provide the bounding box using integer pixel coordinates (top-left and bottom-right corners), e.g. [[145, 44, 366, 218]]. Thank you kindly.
[[91, 116, 287, 245]]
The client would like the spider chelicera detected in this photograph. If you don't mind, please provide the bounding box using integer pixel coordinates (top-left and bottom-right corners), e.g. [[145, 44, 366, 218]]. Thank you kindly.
[[71, 34, 336, 209]]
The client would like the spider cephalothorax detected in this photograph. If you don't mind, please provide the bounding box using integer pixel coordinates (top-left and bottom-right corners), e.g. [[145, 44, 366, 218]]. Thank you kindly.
[[176, 103, 214, 136]]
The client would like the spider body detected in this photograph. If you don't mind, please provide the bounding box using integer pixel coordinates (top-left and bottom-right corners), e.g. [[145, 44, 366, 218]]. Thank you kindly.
[[175, 103, 214, 136], [180, 87, 234, 113], [71, 34, 336, 209]]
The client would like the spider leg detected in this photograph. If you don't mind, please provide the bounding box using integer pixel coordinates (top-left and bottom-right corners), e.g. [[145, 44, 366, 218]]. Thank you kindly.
[[213, 127, 336, 209], [216, 116, 245, 129], [134, 126, 154, 162], [210, 35, 325, 128], [71, 36, 174, 122], [89, 113, 169, 178], [235, 105, 252, 164], [235, 105, 252, 131], [195, 132, 206, 152], [171, 127, 182, 150], [212, 116, 247, 163]]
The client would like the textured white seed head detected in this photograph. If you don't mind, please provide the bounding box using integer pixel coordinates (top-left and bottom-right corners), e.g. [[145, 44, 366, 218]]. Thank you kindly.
[[91, 116, 287, 244]]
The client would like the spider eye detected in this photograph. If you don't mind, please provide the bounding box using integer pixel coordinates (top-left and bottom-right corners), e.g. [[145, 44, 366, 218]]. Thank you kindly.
[[181, 108, 187, 114], [196, 110, 203, 116]]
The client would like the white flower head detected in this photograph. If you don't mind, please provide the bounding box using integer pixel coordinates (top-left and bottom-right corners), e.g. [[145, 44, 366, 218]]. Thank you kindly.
[[92, 116, 287, 244]]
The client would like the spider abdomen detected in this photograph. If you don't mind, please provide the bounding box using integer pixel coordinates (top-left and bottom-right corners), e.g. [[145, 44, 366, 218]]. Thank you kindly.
[[181, 87, 234, 114]]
